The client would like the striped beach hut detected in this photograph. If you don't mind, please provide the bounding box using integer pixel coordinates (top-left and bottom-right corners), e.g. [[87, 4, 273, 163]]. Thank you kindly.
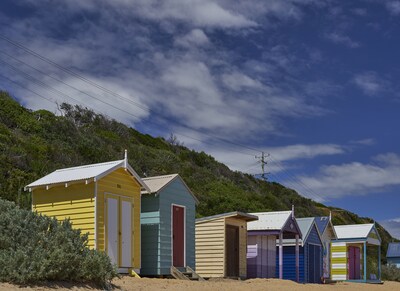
[[331, 223, 381, 282], [315, 216, 337, 280], [246, 210, 302, 280], [278, 217, 323, 283], [195, 211, 258, 279], [26, 151, 150, 274], [387, 243, 400, 268], [140, 174, 198, 276]]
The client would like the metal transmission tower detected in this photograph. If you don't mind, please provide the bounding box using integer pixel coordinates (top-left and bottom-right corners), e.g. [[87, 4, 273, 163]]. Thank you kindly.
[[255, 152, 270, 181]]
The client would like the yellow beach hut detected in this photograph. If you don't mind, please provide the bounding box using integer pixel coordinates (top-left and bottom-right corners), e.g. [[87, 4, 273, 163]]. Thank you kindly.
[[25, 151, 150, 274], [195, 211, 258, 279]]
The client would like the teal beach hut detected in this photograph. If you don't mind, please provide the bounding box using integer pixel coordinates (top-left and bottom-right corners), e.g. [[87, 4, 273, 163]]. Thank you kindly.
[[140, 174, 198, 276]]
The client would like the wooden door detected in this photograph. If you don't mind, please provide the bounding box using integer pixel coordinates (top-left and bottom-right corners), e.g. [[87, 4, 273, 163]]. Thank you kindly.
[[226, 225, 239, 277], [120, 198, 133, 268], [106, 196, 119, 266], [308, 244, 322, 283], [105, 195, 133, 268], [172, 205, 185, 267], [348, 246, 361, 280]]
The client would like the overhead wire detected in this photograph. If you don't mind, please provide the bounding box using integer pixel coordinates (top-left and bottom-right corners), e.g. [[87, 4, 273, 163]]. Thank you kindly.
[[0, 34, 326, 201]]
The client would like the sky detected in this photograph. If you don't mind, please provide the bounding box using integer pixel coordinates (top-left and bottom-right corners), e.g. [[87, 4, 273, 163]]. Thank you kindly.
[[0, 0, 399, 239]]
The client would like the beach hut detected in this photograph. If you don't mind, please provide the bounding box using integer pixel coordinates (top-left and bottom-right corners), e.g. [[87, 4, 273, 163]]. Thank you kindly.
[[315, 216, 337, 280], [278, 217, 323, 283], [195, 211, 258, 279], [386, 243, 400, 268], [140, 174, 198, 276], [331, 224, 381, 282], [246, 210, 302, 280], [25, 151, 150, 274]]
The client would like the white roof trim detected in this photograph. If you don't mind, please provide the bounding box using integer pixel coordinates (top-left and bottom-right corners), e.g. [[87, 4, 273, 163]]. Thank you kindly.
[[141, 174, 199, 204]]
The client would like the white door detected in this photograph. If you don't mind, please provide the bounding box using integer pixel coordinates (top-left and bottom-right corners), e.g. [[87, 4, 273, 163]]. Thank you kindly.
[[106, 197, 119, 265], [120, 199, 132, 267]]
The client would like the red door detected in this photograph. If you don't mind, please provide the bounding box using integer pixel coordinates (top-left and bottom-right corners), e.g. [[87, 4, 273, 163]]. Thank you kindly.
[[348, 246, 361, 279], [172, 205, 185, 267]]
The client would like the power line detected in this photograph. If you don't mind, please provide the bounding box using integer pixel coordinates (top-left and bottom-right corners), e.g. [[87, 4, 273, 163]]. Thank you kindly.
[[0, 35, 262, 155]]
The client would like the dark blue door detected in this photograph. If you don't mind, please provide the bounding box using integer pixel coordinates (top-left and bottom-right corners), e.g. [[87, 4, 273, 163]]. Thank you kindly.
[[308, 244, 322, 283]]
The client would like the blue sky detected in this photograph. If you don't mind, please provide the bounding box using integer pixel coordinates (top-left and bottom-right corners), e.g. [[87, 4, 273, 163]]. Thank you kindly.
[[0, 0, 399, 239]]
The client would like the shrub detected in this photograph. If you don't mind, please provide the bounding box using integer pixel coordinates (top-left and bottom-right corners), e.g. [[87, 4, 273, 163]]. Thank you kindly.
[[382, 264, 400, 282], [0, 198, 118, 285]]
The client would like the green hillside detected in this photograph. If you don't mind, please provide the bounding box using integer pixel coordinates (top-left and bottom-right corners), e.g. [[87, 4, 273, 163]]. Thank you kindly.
[[0, 90, 394, 260]]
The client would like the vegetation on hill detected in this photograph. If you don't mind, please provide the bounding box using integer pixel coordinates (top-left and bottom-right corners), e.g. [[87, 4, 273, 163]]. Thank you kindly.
[[0, 198, 117, 285], [0, 90, 394, 260]]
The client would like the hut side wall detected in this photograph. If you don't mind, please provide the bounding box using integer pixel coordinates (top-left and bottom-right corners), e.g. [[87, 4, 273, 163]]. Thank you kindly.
[[140, 193, 160, 275], [32, 183, 95, 248], [247, 235, 276, 278], [276, 246, 305, 282], [304, 224, 323, 283], [196, 217, 225, 277], [225, 217, 248, 278], [158, 179, 196, 275], [321, 224, 335, 278], [97, 168, 142, 269], [331, 242, 347, 280]]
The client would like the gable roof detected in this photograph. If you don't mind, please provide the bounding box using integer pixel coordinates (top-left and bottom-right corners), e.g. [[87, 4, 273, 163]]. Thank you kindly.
[[247, 211, 293, 231], [315, 216, 337, 239], [141, 174, 199, 203], [26, 159, 150, 192], [387, 243, 400, 258], [334, 223, 380, 242], [296, 217, 317, 242], [196, 211, 258, 224]]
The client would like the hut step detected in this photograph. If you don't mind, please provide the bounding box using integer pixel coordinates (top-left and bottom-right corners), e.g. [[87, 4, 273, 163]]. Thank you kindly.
[[170, 266, 204, 281]]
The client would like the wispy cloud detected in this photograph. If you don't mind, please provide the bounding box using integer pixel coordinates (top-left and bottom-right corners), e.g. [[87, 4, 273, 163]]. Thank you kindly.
[[380, 218, 400, 239], [325, 32, 360, 48], [353, 71, 387, 96], [386, 1, 400, 15], [350, 138, 376, 146], [294, 153, 400, 200]]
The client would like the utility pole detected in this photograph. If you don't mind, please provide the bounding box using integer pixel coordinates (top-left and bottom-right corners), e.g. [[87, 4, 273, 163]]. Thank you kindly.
[[255, 151, 270, 181]]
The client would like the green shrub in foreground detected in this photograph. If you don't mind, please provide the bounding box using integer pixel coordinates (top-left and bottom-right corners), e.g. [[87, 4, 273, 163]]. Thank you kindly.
[[0, 198, 118, 285], [382, 264, 400, 282]]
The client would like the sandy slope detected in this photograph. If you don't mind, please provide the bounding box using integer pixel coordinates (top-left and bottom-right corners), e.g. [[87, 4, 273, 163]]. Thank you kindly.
[[1, 277, 399, 291]]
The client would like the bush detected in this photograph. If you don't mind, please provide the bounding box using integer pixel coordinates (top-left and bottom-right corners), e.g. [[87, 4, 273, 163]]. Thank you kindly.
[[0, 198, 118, 285], [382, 264, 400, 282]]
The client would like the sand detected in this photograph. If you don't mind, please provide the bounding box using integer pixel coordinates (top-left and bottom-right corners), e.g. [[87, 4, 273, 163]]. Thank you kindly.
[[1, 277, 399, 291]]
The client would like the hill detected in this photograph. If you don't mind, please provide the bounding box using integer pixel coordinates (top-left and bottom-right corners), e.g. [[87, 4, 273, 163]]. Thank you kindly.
[[0, 90, 394, 260]]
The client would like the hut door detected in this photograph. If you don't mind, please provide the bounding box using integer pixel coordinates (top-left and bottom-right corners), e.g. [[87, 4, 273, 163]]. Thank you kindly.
[[106, 197, 119, 266], [226, 225, 239, 277], [172, 205, 185, 267], [120, 197, 133, 268], [348, 246, 361, 279], [308, 244, 322, 283], [105, 194, 133, 268]]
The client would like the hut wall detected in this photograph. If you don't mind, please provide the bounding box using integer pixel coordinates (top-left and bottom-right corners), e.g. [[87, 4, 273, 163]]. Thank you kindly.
[[140, 193, 161, 275], [158, 179, 196, 274], [97, 168, 142, 269], [32, 183, 95, 248], [247, 235, 276, 278], [195, 217, 225, 277]]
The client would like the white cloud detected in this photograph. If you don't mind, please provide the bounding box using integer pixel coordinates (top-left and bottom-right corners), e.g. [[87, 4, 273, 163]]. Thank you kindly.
[[221, 72, 264, 92], [265, 144, 345, 162], [380, 218, 400, 240], [350, 138, 376, 146], [325, 32, 360, 48], [353, 71, 386, 96], [386, 1, 400, 15], [294, 153, 400, 200], [175, 29, 210, 48]]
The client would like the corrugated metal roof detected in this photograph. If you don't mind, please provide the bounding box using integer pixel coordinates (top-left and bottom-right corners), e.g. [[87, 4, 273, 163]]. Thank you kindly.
[[247, 211, 292, 231], [26, 159, 150, 192], [315, 216, 330, 234], [196, 211, 258, 223], [296, 217, 315, 240], [387, 243, 400, 258], [334, 223, 374, 239], [141, 174, 179, 194]]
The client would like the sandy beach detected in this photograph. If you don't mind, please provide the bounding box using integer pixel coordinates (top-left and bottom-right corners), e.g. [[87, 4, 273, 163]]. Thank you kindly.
[[1, 277, 399, 291]]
